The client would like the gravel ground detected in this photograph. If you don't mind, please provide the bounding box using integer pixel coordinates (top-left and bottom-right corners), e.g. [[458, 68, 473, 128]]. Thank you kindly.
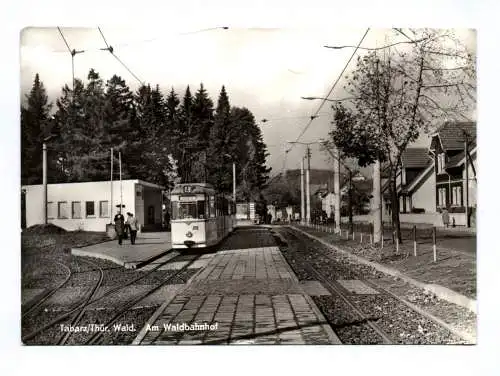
[[275, 227, 470, 344], [294, 225, 476, 299]]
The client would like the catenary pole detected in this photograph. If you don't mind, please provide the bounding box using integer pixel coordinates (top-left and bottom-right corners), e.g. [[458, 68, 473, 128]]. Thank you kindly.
[[119, 151, 123, 212], [301, 158, 305, 224], [110, 148, 113, 219], [43, 143, 48, 224], [306, 146, 311, 224]]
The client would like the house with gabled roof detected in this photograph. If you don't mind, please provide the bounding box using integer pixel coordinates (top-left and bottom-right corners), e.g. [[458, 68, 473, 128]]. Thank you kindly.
[[396, 147, 435, 213], [431, 121, 477, 224]]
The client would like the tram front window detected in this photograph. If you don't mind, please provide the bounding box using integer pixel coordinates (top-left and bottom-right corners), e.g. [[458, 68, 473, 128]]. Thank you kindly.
[[172, 201, 207, 219]]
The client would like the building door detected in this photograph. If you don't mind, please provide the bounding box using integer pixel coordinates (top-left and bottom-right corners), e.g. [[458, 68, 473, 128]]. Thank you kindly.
[[21, 190, 26, 229], [147, 205, 155, 225]]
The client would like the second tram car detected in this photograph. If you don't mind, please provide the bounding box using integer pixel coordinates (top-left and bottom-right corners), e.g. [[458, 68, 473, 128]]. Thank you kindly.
[[170, 183, 236, 249]]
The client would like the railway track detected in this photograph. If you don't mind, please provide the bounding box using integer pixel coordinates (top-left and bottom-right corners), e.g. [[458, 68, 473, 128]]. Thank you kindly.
[[84, 252, 203, 345], [57, 259, 104, 345], [273, 229, 393, 344], [22, 259, 72, 318], [22, 250, 185, 344], [275, 227, 470, 344]]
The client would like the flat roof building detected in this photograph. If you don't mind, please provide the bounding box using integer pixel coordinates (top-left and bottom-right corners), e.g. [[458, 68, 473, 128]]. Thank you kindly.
[[22, 179, 165, 232]]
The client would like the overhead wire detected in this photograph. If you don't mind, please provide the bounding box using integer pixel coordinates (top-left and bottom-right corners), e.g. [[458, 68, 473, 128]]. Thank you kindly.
[[97, 27, 145, 86], [288, 28, 370, 153]]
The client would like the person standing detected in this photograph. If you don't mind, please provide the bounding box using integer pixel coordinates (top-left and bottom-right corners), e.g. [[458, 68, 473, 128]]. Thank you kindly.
[[442, 207, 450, 228], [114, 211, 125, 245], [126, 212, 139, 245]]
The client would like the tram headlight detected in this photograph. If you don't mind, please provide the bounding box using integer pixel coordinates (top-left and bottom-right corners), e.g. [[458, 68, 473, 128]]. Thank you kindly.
[[186, 231, 193, 238]]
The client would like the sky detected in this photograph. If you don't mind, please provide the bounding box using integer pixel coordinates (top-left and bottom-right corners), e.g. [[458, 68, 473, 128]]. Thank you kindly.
[[20, 26, 476, 178]]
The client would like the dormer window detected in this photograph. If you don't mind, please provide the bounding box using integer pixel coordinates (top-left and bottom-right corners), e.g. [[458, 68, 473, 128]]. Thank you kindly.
[[437, 153, 446, 173]]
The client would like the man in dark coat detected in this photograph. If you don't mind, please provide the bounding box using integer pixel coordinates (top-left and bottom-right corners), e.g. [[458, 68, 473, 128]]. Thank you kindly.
[[114, 211, 125, 245]]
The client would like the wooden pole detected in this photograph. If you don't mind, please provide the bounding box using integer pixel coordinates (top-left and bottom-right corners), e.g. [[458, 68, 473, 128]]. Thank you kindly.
[[119, 151, 123, 213], [413, 225, 417, 257], [300, 158, 305, 225], [110, 148, 113, 220], [464, 134, 470, 228], [42, 143, 48, 224], [306, 146, 311, 224], [432, 226, 437, 262]]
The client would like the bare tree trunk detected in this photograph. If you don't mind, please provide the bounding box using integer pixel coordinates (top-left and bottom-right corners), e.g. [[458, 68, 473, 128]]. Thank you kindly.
[[389, 170, 402, 245], [348, 169, 353, 235], [372, 159, 382, 243]]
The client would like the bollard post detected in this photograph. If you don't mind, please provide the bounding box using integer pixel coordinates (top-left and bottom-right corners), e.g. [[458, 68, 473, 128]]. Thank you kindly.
[[432, 226, 437, 262], [352, 231, 355, 240], [360, 232, 363, 243], [413, 225, 417, 257], [369, 233, 372, 244], [381, 231, 384, 248], [395, 234, 399, 254], [346, 230, 349, 240]]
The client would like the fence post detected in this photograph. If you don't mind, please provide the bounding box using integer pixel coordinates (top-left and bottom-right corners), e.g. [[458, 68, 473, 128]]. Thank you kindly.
[[432, 226, 437, 262], [413, 225, 417, 257]]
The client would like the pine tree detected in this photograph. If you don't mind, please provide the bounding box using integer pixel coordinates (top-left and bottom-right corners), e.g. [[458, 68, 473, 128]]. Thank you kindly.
[[190, 83, 214, 182], [206, 85, 233, 192], [21, 73, 53, 184], [178, 86, 194, 182]]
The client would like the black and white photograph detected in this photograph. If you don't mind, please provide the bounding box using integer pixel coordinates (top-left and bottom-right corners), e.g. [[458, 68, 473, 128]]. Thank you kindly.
[[18, 24, 479, 348]]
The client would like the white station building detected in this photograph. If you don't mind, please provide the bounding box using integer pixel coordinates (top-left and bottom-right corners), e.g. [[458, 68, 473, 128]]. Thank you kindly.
[[22, 179, 165, 232]]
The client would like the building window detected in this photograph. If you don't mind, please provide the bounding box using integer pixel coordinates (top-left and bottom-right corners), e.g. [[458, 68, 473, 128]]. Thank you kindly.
[[86, 201, 95, 217], [438, 187, 447, 207], [72, 201, 81, 218], [99, 201, 109, 217], [452, 186, 462, 206], [437, 153, 446, 174], [47, 202, 55, 219], [58, 201, 69, 219]]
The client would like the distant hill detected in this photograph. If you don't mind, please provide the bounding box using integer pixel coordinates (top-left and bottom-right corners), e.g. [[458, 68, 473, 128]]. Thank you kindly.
[[267, 169, 336, 186]]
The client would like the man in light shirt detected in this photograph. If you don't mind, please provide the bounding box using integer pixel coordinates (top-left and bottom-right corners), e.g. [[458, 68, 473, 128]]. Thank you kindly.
[[126, 212, 139, 245]]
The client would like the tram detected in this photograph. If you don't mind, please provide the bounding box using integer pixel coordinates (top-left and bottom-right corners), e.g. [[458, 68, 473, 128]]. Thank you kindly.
[[170, 183, 236, 250]]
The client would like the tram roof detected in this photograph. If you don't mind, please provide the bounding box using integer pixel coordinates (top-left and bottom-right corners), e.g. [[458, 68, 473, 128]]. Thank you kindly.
[[170, 182, 216, 194]]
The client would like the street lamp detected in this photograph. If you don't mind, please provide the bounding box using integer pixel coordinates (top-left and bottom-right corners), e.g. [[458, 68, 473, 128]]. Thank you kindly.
[[42, 131, 57, 225], [223, 153, 236, 203]]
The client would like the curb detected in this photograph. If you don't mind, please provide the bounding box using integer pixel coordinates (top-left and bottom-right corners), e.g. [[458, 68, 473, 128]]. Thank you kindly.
[[288, 225, 477, 314]]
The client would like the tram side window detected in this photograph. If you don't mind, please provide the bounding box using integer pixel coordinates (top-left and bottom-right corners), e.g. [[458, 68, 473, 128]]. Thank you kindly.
[[209, 196, 216, 218]]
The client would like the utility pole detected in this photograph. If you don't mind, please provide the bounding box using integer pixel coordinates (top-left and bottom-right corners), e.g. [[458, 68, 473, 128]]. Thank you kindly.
[[119, 151, 123, 212], [110, 148, 113, 220], [42, 143, 48, 224], [232, 162, 236, 203], [373, 159, 382, 243], [306, 146, 311, 224], [300, 158, 305, 224], [332, 144, 341, 233], [464, 132, 469, 228], [348, 169, 353, 235]]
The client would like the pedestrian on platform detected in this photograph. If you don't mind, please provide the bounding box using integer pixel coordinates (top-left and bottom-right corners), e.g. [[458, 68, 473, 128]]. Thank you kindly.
[[442, 207, 450, 228], [114, 210, 125, 245], [126, 212, 139, 245]]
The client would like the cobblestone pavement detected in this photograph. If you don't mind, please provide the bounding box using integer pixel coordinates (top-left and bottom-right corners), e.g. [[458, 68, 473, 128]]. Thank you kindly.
[[135, 246, 340, 345]]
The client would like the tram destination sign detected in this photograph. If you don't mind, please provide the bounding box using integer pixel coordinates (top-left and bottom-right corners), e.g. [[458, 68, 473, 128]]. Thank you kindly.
[[179, 195, 197, 202]]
